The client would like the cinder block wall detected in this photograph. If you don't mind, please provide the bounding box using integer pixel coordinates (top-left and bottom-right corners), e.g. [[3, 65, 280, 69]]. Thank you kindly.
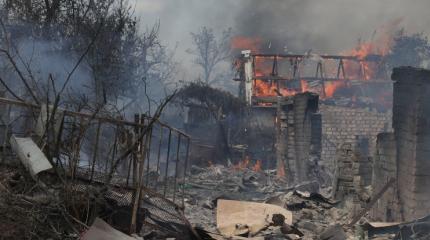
[[392, 67, 430, 221], [371, 132, 400, 221], [320, 104, 392, 175]]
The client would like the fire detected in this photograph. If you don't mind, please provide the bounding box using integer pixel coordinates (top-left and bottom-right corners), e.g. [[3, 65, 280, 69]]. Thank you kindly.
[[324, 81, 345, 98], [342, 18, 401, 80], [254, 79, 275, 96], [276, 159, 286, 178], [232, 156, 250, 170], [301, 80, 309, 92], [235, 19, 400, 101], [254, 80, 300, 97], [252, 160, 262, 172], [232, 156, 263, 172], [231, 36, 262, 52]]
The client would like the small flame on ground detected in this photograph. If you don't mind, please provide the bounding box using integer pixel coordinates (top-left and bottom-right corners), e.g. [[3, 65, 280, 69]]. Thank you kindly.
[[232, 156, 262, 172], [252, 160, 262, 172], [277, 160, 286, 178]]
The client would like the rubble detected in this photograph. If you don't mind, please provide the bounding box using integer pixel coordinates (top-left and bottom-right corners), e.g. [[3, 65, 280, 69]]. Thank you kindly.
[[0, 6, 429, 238], [319, 224, 347, 240], [81, 218, 138, 240], [183, 164, 359, 239], [216, 199, 292, 237]]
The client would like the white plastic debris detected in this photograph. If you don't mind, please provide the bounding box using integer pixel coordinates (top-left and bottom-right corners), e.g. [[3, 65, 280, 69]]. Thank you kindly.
[[10, 135, 52, 178]]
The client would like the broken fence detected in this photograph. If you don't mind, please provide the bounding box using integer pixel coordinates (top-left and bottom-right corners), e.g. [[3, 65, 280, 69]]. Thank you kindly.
[[0, 97, 190, 208]]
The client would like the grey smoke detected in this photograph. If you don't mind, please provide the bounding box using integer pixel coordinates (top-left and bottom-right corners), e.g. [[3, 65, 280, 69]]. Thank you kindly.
[[0, 38, 93, 101], [136, 0, 430, 80]]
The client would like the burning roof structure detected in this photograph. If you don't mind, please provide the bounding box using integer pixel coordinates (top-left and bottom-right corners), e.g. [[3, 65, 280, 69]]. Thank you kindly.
[[234, 50, 391, 110]]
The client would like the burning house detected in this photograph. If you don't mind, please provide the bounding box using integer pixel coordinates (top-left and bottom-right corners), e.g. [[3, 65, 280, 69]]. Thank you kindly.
[[234, 49, 393, 186]]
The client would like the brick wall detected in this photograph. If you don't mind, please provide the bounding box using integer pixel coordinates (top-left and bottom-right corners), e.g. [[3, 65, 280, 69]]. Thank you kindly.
[[334, 136, 373, 201], [320, 104, 392, 175], [392, 67, 430, 221], [277, 92, 321, 184], [371, 132, 400, 221]]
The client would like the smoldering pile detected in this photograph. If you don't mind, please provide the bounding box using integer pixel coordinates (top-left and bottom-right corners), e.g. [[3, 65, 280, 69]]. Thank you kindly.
[[182, 163, 359, 239]]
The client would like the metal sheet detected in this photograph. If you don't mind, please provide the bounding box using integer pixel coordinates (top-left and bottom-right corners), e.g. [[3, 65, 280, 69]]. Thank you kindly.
[[10, 135, 52, 177]]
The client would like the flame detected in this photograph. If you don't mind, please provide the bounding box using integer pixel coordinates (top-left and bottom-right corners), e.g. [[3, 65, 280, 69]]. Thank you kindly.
[[235, 19, 400, 101], [301, 80, 309, 92], [342, 18, 401, 80], [324, 81, 345, 98], [252, 160, 262, 172], [232, 155, 250, 170], [277, 160, 286, 178], [231, 36, 262, 52], [254, 80, 300, 97], [231, 156, 263, 172]]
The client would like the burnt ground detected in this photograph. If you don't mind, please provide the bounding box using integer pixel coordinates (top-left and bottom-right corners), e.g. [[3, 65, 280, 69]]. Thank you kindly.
[[182, 164, 396, 240], [0, 161, 403, 239]]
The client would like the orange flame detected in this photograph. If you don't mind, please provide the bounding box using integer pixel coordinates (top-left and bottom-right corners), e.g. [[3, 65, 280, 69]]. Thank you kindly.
[[301, 80, 309, 92], [277, 160, 286, 178], [324, 81, 345, 98], [342, 18, 401, 80], [254, 80, 300, 97], [231, 36, 262, 52], [232, 156, 263, 172], [232, 155, 250, 170], [252, 160, 262, 172], [235, 19, 400, 101]]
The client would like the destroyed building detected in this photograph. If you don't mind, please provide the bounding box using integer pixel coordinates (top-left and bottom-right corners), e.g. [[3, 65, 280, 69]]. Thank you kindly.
[[2, 1, 430, 239], [234, 50, 393, 186]]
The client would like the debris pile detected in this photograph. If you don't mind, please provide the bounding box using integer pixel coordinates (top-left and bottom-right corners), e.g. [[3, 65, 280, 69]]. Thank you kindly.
[[178, 162, 430, 239], [0, 164, 85, 239], [183, 164, 349, 239]]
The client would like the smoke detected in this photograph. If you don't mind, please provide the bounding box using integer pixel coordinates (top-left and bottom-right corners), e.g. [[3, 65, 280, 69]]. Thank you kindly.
[[0, 36, 93, 104], [137, 0, 430, 56], [17, 39, 92, 92]]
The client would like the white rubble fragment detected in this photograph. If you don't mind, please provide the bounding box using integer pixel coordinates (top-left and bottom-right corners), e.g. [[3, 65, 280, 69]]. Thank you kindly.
[[10, 135, 52, 178]]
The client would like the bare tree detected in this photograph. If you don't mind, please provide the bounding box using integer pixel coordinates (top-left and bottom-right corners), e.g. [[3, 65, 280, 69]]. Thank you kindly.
[[0, 0, 176, 113], [187, 26, 232, 84]]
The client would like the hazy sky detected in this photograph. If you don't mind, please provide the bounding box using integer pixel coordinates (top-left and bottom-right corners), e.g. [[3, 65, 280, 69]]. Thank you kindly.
[[134, 0, 430, 80]]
